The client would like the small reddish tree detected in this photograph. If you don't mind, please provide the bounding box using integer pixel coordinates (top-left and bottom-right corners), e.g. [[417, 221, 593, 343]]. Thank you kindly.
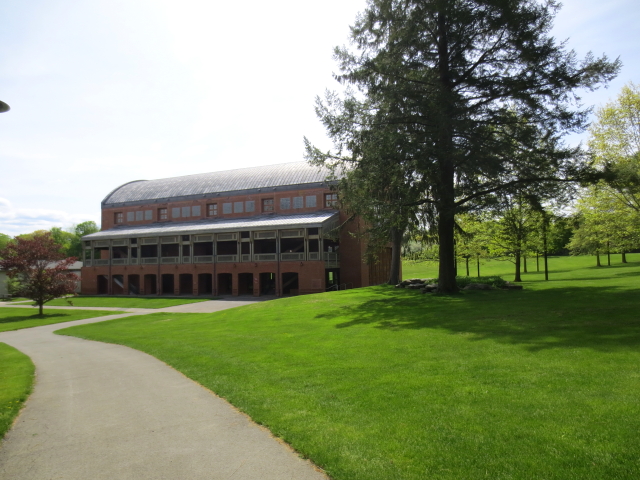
[[0, 232, 78, 315]]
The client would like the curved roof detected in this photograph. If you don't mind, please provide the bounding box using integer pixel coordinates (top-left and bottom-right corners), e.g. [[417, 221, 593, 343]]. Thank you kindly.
[[103, 162, 335, 207], [83, 211, 339, 240]]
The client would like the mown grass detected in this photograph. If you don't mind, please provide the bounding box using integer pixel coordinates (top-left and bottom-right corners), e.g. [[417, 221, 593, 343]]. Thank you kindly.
[[44, 296, 210, 309], [58, 255, 640, 480], [0, 308, 123, 333], [2, 297, 30, 303], [0, 343, 34, 440], [402, 252, 617, 281]]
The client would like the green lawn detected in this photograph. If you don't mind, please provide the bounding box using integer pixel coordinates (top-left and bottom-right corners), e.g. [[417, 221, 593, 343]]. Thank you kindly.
[[2, 297, 30, 303], [44, 296, 211, 309], [402, 252, 619, 281], [0, 343, 35, 440], [58, 255, 640, 480], [0, 308, 124, 333]]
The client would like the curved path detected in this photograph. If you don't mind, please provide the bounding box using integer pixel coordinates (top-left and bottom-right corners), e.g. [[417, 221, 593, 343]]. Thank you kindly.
[[0, 301, 327, 480]]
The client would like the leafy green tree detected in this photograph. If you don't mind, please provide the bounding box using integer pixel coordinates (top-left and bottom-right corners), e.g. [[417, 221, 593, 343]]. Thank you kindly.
[[486, 194, 539, 282], [569, 187, 640, 265], [526, 213, 572, 273], [311, 0, 619, 292], [50, 227, 75, 256], [68, 221, 99, 259], [0, 233, 11, 254], [455, 214, 491, 277], [590, 83, 640, 212]]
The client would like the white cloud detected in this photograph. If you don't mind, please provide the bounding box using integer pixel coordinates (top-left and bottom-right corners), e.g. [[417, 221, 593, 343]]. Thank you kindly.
[[0, 198, 99, 237]]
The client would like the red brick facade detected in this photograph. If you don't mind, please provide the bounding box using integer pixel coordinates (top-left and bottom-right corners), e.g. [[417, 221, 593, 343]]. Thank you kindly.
[[81, 164, 395, 297]]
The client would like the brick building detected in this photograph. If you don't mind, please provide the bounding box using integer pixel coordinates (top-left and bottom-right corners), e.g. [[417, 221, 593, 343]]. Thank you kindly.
[[81, 162, 393, 297]]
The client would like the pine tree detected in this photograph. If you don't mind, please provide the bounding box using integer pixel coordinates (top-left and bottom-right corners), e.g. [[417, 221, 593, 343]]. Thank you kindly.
[[313, 0, 619, 292]]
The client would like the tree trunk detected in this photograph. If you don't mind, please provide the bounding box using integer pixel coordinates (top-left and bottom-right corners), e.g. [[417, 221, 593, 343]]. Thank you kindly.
[[596, 251, 601, 267], [477, 255, 480, 277], [607, 241, 611, 266], [437, 207, 458, 293], [38, 301, 43, 316], [542, 216, 549, 281], [523, 255, 528, 273], [544, 251, 549, 281], [465, 257, 470, 276], [514, 251, 522, 282], [622, 251, 627, 263], [435, 9, 457, 294], [536, 254, 539, 272], [387, 227, 403, 285]]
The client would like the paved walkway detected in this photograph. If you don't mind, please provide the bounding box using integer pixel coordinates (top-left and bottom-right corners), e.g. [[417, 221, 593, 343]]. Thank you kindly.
[[0, 301, 327, 480]]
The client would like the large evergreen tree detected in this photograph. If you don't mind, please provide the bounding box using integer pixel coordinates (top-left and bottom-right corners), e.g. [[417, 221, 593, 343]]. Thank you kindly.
[[313, 0, 619, 292]]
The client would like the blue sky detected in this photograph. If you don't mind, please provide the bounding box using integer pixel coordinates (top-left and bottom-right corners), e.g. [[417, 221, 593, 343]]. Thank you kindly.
[[0, 0, 638, 236]]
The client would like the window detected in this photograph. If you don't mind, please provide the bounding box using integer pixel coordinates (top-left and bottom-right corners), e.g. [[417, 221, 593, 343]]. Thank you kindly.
[[306, 195, 317, 208], [127, 212, 135, 222], [158, 208, 167, 220], [262, 198, 274, 212], [246, 200, 255, 212], [207, 203, 218, 216], [192, 205, 201, 216], [293, 196, 303, 209], [135, 211, 143, 221], [182, 235, 190, 241], [144, 210, 153, 220], [223, 203, 232, 214], [325, 193, 338, 208], [115, 212, 123, 224], [182, 206, 190, 217], [280, 198, 291, 210], [234, 202, 244, 213], [172, 207, 181, 218]]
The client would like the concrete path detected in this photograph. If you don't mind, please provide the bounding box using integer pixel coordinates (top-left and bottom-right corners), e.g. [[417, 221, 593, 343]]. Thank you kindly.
[[0, 301, 327, 480]]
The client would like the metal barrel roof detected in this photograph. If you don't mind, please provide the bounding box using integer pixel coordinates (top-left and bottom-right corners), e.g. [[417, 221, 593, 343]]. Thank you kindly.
[[83, 211, 339, 240], [103, 162, 336, 206]]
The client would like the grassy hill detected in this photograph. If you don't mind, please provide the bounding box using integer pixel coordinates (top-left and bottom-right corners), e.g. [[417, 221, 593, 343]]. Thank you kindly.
[[58, 255, 640, 480]]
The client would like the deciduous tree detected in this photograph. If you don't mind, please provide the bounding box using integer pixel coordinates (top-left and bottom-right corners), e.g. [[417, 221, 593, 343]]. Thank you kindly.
[[0, 233, 11, 253], [590, 83, 640, 212], [569, 187, 640, 265], [0, 232, 78, 315], [68, 221, 100, 259]]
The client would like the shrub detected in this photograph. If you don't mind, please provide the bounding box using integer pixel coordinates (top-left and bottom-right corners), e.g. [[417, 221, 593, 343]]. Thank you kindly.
[[455, 275, 507, 289]]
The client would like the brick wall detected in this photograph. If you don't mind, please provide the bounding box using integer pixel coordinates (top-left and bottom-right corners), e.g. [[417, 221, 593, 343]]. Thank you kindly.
[[102, 187, 335, 230]]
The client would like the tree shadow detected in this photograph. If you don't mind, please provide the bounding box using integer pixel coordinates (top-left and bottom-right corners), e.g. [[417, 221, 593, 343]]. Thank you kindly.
[[614, 270, 640, 278], [316, 286, 640, 352], [0, 313, 67, 324]]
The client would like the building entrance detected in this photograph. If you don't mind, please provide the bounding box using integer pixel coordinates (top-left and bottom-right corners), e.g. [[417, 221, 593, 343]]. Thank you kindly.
[[161, 274, 174, 295], [198, 273, 212, 295], [238, 273, 253, 295], [218, 273, 232, 295]]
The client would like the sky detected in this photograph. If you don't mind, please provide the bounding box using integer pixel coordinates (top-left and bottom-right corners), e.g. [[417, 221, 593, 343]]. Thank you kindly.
[[0, 0, 638, 237]]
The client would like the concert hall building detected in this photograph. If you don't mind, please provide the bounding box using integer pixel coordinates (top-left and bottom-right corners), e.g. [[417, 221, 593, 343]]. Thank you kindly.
[[81, 162, 392, 297]]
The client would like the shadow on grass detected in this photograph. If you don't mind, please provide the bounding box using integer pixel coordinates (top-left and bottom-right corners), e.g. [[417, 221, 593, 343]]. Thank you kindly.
[[0, 313, 68, 325], [317, 286, 640, 352], [614, 270, 640, 277]]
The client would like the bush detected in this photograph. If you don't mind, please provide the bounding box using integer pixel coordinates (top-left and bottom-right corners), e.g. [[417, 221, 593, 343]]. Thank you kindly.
[[455, 275, 506, 289]]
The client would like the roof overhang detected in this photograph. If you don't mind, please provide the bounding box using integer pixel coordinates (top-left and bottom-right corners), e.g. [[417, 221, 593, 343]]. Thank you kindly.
[[83, 211, 340, 241]]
